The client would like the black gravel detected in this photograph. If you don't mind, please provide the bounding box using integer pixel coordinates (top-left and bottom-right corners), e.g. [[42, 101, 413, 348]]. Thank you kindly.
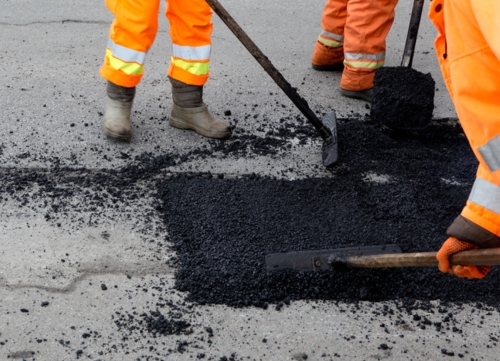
[[157, 120, 500, 308], [134, 310, 192, 337], [371, 67, 435, 130]]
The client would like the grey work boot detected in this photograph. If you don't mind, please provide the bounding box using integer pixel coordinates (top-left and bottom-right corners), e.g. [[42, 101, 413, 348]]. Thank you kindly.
[[168, 77, 232, 139], [103, 81, 135, 140], [339, 88, 373, 102]]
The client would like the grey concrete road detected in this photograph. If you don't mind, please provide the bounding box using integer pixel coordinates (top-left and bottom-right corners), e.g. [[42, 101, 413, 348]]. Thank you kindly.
[[2, 1, 496, 361]]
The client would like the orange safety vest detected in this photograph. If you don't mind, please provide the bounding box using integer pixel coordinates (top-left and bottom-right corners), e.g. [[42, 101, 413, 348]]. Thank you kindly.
[[429, 0, 500, 236], [100, 0, 213, 88]]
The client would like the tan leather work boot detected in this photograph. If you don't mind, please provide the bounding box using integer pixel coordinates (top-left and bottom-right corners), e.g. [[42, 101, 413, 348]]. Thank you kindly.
[[103, 97, 133, 139], [170, 103, 232, 138], [168, 77, 232, 139], [103, 81, 135, 140]]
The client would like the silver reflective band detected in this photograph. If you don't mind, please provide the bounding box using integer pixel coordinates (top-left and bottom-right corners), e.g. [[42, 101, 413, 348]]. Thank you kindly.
[[469, 178, 500, 215], [344, 52, 385, 61], [172, 44, 211, 61], [320, 30, 344, 42], [479, 134, 500, 172], [107, 39, 146, 64]]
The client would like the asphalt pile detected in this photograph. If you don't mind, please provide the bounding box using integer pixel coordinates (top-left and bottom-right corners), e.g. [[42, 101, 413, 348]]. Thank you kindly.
[[371, 67, 435, 130], [158, 120, 500, 308]]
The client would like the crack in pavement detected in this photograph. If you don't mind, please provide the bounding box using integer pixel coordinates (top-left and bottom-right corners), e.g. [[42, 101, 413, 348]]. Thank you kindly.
[[0, 19, 109, 26], [1, 261, 175, 293]]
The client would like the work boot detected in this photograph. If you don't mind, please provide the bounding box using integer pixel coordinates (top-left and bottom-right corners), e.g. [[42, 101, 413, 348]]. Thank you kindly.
[[339, 88, 373, 102], [103, 81, 135, 140], [339, 67, 375, 102], [168, 77, 232, 139], [311, 41, 344, 71]]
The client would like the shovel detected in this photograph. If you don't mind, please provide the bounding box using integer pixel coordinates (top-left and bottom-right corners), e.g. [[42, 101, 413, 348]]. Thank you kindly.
[[206, 0, 338, 167], [266, 245, 500, 272]]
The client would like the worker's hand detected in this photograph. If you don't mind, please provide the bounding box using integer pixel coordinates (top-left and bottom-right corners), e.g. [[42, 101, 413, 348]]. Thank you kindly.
[[436, 237, 491, 279]]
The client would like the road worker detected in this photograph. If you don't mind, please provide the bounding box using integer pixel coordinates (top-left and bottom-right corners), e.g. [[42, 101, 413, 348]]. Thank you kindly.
[[432, 0, 500, 278], [100, 0, 231, 140], [311, 0, 399, 102]]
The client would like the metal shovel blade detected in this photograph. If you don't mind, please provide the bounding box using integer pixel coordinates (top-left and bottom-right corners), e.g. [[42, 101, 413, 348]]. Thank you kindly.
[[266, 245, 402, 272], [321, 111, 338, 167]]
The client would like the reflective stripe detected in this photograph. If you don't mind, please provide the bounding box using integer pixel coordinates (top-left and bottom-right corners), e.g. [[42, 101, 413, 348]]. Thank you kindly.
[[318, 36, 343, 48], [172, 44, 211, 61], [320, 30, 344, 42], [107, 39, 146, 64], [344, 52, 385, 61], [344, 60, 384, 70], [171, 57, 209, 76], [479, 134, 500, 172], [469, 178, 500, 215], [106, 49, 144, 75]]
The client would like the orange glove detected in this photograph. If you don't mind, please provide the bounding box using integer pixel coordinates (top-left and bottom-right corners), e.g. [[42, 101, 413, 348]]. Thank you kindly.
[[436, 237, 491, 279]]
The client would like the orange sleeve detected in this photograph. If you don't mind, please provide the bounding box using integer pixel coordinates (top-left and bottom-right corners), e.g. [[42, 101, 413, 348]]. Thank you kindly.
[[471, 1, 500, 61]]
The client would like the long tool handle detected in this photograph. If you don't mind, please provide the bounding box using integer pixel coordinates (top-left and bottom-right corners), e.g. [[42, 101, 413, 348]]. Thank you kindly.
[[401, 0, 425, 68], [341, 248, 500, 268], [205, 0, 333, 141]]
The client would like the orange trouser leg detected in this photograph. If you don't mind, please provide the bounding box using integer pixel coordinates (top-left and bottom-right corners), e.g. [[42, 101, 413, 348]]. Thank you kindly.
[[166, 0, 213, 86], [340, 0, 398, 91], [312, 0, 348, 66], [431, 0, 500, 237], [100, 0, 160, 88], [318, 0, 348, 49]]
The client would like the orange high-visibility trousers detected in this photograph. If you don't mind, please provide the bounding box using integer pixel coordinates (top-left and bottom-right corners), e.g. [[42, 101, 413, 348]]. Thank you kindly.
[[100, 0, 213, 88], [429, 0, 500, 237], [317, 0, 398, 91]]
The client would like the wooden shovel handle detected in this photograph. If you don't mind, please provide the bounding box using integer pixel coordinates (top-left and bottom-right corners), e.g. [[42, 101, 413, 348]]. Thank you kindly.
[[401, 0, 425, 68], [342, 248, 500, 268]]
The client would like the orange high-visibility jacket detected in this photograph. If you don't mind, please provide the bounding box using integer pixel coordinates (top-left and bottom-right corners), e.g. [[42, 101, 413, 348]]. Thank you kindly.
[[100, 0, 213, 88], [429, 0, 500, 237], [317, 0, 399, 91]]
